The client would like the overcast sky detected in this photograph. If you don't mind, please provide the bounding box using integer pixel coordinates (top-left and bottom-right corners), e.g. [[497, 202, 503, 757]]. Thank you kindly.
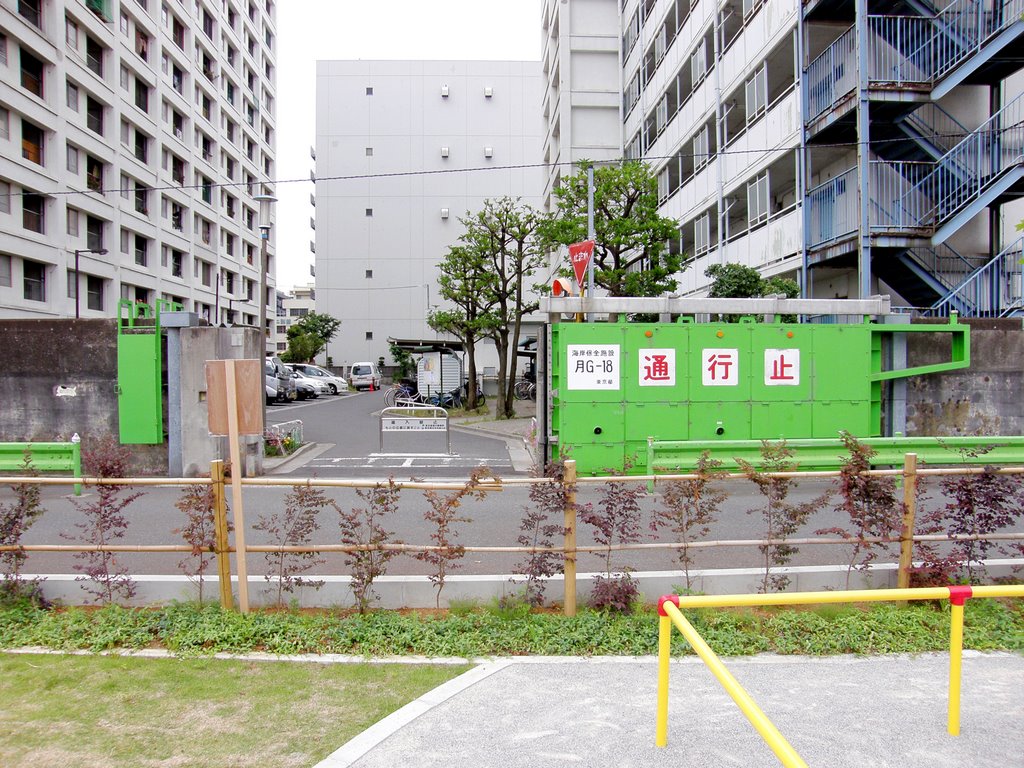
[[274, 0, 545, 292]]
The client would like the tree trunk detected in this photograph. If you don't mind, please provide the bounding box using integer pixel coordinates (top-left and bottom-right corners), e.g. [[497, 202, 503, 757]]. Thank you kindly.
[[465, 341, 479, 410], [494, 333, 509, 419]]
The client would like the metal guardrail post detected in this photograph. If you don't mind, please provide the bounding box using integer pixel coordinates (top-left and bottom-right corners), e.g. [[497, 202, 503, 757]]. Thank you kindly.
[[947, 585, 972, 736], [210, 460, 233, 610], [563, 459, 578, 617], [897, 452, 918, 590]]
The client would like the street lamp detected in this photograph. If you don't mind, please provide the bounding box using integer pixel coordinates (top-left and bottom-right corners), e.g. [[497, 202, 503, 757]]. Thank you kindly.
[[73, 248, 108, 319], [254, 193, 277, 353]]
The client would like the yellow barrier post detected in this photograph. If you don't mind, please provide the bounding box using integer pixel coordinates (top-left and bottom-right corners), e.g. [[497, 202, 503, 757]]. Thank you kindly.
[[656, 597, 673, 747], [657, 595, 808, 767], [947, 585, 971, 736], [563, 459, 578, 617]]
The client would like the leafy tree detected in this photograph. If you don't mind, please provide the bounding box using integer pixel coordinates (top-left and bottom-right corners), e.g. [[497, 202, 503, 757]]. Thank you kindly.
[[471, 198, 546, 418], [541, 161, 682, 297], [389, 343, 416, 381], [705, 263, 800, 321], [427, 245, 498, 410], [282, 312, 341, 362]]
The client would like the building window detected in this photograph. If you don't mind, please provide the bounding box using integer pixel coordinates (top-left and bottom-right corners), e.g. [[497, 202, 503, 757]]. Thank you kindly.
[[87, 275, 103, 310], [0, 181, 9, 214], [86, 155, 103, 191], [745, 64, 767, 125], [135, 80, 149, 112], [18, 0, 42, 29], [365, 331, 373, 340], [86, 98, 104, 135], [693, 126, 710, 171], [23, 193, 44, 233], [22, 120, 43, 164], [365, 269, 373, 278], [0, 255, 10, 287], [67, 144, 79, 173], [365, 86, 373, 95], [0, 108, 8, 139], [135, 184, 149, 215], [747, 171, 770, 226], [365, 147, 373, 156], [86, 37, 103, 77], [86, 215, 103, 250], [23, 259, 45, 301], [20, 49, 44, 98], [120, 63, 130, 90], [66, 18, 79, 48], [134, 235, 148, 265], [67, 207, 79, 236], [694, 212, 711, 255], [67, 82, 79, 110], [67, 269, 78, 299], [365, 208, 373, 216]]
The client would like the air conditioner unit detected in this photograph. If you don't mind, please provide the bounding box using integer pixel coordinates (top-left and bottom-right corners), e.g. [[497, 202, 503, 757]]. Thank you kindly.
[[441, 84, 449, 97]]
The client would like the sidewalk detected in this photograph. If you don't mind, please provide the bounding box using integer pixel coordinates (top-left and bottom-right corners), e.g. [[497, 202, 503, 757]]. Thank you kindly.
[[316, 652, 1024, 768]]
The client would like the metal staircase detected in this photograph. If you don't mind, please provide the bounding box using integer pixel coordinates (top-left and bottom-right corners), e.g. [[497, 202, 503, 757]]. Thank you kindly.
[[803, 0, 1024, 314]]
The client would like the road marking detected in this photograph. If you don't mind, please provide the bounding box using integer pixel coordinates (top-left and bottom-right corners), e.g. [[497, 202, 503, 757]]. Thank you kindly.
[[307, 455, 513, 470]]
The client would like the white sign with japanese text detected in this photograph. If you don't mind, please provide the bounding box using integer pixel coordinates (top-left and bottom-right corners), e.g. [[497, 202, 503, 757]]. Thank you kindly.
[[702, 348, 739, 386], [567, 344, 620, 390], [764, 349, 800, 386], [638, 348, 676, 386]]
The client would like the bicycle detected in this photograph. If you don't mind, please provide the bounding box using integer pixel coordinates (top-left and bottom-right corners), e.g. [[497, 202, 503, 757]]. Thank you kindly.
[[514, 379, 536, 401], [384, 381, 423, 408]]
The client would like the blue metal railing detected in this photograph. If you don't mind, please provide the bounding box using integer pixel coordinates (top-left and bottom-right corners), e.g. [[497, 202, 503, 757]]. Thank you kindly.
[[805, 0, 1024, 118], [806, 168, 858, 248], [901, 102, 970, 155], [869, 161, 934, 231], [926, 235, 1024, 316]]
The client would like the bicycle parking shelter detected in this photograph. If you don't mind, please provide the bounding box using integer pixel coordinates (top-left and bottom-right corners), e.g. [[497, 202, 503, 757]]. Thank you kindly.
[[535, 296, 973, 476]]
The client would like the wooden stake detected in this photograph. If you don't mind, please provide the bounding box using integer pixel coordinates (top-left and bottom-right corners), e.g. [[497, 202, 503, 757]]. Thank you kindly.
[[897, 452, 918, 590], [224, 361, 250, 613], [563, 459, 578, 617], [210, 459, 233, 610]]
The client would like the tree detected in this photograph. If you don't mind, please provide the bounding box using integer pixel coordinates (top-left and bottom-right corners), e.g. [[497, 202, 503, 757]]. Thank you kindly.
[[427, 245, 498, 410], [541, 161, 682, 296], [282, 312, 340, 362], [705, 263, 800, 321], [461, 197, 547, 419]]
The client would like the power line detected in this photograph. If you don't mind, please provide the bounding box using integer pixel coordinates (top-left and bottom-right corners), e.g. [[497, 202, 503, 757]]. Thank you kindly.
[[7, 128, 1001, 199]]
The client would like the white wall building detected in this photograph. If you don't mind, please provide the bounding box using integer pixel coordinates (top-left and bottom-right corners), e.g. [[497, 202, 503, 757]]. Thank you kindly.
[[272, 281, 313, 355], [0, 0, 279, 341], [313, 60, 546, 370], [543, 0, 1024, 313]]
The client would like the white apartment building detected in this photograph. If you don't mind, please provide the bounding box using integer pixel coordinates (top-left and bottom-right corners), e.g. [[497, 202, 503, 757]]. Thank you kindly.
[[543, 0, 1024, 314], [313, 60, 546, 370], [0, 0, 279, 339], [272, 281, 313, 355]]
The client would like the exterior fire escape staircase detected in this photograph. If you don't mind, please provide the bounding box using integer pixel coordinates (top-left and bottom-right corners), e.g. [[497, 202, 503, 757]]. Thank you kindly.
[[803, 0, 1024, 313]]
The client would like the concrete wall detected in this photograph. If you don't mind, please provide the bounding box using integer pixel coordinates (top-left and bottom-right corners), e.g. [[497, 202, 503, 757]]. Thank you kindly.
[[178, 326, 264, 477], [906, 319, 1024, 436], [0, 319, 167, 473]]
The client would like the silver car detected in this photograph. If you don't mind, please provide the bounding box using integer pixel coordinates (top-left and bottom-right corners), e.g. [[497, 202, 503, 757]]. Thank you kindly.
[[287, 363, 349, 395]]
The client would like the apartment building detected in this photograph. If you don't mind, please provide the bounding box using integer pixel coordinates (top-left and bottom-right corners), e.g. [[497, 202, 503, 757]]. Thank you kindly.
[[543, 0, 1024, 313], [0, 0, 279, 340], [313, 60, 545, 370], [272, 281, 313, 355]]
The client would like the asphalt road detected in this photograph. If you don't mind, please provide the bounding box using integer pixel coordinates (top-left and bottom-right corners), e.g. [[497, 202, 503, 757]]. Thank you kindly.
[[7, 390, 1024, 579]]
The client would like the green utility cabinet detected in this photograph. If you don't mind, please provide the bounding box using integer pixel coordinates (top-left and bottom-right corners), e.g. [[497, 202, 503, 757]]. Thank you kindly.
[[549, 315, 969, 475], [116, 300, 168, 444]]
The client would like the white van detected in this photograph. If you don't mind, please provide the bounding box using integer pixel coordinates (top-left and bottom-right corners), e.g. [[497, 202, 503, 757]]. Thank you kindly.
[[347, 361, 381, 391]]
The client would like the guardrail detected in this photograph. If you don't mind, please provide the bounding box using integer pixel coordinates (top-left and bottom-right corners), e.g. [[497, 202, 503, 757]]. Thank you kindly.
[[0, 440, 82, 496], [646, 435, 1024, 475], [655, 583, 1024, 761]]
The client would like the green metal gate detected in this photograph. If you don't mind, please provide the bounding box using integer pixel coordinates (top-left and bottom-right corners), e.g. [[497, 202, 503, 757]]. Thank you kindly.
[[117, 300, 164, 444], [549, 314, 970, 475]]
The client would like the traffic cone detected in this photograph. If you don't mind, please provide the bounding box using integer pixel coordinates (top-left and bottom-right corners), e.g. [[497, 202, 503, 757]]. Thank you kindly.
[[369, 380, 375, 392]]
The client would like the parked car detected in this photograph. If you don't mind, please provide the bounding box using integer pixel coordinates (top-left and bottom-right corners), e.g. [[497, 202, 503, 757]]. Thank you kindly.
[[292, 374, 319, 401], [265, 356, 297, 402], [291, 370, 330, 397], [348, 361, 381, 391], [286, 363, 348, 394]]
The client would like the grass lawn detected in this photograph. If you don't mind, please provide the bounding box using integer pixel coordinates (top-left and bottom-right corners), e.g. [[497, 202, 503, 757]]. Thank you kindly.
[[0, 653, 469, 768]]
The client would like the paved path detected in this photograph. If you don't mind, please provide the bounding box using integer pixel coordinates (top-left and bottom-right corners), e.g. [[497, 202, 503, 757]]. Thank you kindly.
[[317, 651, 1024, 768]]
